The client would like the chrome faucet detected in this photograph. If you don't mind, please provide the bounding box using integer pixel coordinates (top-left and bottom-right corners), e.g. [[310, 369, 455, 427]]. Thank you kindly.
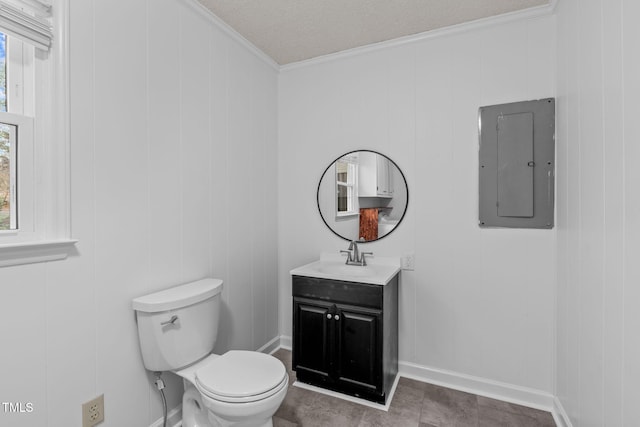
[[340, 241, 373, 266], [348, 240, 360, 264]]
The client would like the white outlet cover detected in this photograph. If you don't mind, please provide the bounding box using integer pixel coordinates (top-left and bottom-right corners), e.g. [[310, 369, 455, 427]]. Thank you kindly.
[[82, 394, 104, 427], [401, 252, 415, 270]]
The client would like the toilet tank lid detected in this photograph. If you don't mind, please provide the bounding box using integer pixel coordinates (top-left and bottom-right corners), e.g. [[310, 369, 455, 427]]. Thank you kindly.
[[132, 278, 223, 313]]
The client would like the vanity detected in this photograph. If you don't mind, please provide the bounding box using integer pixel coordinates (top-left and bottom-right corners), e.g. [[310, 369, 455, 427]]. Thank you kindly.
[[293, 149, 407, 404], [290, 257, 399, 404]]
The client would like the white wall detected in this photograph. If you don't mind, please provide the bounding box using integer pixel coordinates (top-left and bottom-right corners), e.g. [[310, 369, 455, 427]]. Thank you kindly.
[[12, 1, 640, 425], [279, 15, 557, 396], [0, 1, 279, 426], [555, 0, 640, 425]]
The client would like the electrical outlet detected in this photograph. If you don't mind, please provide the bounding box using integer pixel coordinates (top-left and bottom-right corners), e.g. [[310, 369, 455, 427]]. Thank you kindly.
[[401, 252, 415, 270], [82, 394, 104, 427]]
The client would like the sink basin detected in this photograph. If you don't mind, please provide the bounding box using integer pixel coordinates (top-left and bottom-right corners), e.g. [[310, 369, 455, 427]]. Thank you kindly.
[[290, 257, 400, 286], [317, 263, 377, 277]]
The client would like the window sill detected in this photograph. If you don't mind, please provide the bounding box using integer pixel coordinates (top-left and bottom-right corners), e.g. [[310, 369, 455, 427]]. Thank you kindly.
[[336, 213, 360, 219], [0, 239, 78, 268]]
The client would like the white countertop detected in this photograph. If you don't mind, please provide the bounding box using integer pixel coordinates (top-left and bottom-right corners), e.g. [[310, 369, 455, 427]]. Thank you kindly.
[[290, 253, 401, 286]]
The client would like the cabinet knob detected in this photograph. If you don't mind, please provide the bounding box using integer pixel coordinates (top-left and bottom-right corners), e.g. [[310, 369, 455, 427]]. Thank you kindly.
[[334, 314, 340, 321], [327, 313, 332, 319]]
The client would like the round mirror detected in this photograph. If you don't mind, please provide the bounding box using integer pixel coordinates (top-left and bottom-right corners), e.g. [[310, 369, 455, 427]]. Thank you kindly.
[[317, 150, 409, 242]]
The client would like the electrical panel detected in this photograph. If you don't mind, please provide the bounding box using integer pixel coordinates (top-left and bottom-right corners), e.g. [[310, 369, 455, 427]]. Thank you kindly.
[[479, 98, 555, 229]]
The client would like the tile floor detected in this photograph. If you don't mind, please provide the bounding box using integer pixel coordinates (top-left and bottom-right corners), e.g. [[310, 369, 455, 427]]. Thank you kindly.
[[272, 349, 556, 427]]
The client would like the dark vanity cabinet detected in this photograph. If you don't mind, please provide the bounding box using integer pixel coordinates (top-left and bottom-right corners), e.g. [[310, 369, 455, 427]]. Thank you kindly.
[[292, 274, 398, 404]]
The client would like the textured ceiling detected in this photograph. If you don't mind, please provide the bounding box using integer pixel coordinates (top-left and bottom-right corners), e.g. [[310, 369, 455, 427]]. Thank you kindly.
[[197, 0, 549, 65]]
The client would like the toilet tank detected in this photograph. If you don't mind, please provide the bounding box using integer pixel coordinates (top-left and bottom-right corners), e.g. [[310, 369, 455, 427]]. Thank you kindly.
[[132, 278, 223, 372]]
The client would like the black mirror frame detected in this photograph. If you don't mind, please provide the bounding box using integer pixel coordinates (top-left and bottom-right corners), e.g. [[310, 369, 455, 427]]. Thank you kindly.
[[316, 149, 409, 243]]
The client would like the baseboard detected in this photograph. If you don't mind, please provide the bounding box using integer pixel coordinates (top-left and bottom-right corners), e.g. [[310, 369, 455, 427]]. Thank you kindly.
[[279, 335, 292, 351], [398, 360, 555, 412], [257, 335, 282, 355], [552, 396, 573, 427], [150, 405, 182, 427]]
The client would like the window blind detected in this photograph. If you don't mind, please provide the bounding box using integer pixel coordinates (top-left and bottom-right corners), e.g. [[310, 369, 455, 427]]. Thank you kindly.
[[0, 0, 52, 50], [340, 153, 359, 164]]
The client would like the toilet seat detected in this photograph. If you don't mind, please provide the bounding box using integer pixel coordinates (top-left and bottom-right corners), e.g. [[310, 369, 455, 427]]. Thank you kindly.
[[195, 351, 287, 404]]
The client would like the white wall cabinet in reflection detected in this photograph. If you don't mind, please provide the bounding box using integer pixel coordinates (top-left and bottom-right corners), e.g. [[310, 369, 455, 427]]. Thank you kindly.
[[358, 152, 394, 198]]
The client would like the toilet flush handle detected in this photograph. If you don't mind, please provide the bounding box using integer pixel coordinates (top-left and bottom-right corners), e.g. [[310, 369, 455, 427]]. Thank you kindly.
[[161, 315, 179, 326]]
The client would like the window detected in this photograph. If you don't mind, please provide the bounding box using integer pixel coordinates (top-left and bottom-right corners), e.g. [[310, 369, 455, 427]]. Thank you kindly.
[[0, 123, 12, 230], [0, 32, 8, 229], [0, 31, 35, 233], [336, 155, 358, 217], [0, 31, 5, 110], [0, 0, 74, 267], [0, 121, 18, 230], [0, 112, 34, 232]]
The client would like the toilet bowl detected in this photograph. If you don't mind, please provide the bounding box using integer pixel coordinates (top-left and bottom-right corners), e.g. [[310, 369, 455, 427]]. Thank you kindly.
[[176, 351, 288, 427], [132, 279, 288, 427]]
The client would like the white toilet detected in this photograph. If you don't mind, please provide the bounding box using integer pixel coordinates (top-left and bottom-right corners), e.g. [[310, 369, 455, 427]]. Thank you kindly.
[[132, 278, 288, 427]]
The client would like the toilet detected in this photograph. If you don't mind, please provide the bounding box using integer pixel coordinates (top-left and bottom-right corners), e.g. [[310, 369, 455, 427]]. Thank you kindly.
[[132, 278, 288, 427]]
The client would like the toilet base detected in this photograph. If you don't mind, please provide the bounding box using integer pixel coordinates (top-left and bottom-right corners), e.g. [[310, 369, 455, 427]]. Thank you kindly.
[[182, 385, 211, 426], [209, 412, 273, 427], [181, 381, 284, 427]]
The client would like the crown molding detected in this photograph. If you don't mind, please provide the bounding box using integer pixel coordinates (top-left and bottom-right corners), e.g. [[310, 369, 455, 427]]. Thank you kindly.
[[179, 0, 557, 74], [280, 2, 557, 72], [178, 0, 280, 71]]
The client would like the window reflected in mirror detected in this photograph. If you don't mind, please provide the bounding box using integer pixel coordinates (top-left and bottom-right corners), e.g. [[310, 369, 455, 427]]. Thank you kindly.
[[336, 156, 357, 216]]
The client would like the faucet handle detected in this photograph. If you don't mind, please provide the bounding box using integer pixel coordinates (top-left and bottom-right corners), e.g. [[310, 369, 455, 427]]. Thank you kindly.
[[360, 252, 373, 266], [340, 250, 353, 263]]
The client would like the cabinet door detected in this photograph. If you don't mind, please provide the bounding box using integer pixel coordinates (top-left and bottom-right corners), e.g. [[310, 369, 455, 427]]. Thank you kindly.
[[376, 155, 389, 196], [293, 297, 333, 379], [334, 304, 382, 394]]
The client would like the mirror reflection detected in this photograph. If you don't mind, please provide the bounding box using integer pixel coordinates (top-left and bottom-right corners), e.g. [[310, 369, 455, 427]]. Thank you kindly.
[[317, 150, 408, 242]]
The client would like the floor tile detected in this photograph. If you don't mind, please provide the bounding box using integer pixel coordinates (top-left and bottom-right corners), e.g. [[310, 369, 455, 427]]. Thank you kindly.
[[477, 396, 555, 427], [273, 415, 298, 427], [275, 383, 366, 426], [271, 350, 556, 427], [420, 383, 478, 427], [358, 383, 424, 426], [399, 377, 431, 392]]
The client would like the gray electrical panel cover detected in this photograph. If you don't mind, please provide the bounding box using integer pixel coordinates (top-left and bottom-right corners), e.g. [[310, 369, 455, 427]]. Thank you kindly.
[[479, 98, 555, 229]]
